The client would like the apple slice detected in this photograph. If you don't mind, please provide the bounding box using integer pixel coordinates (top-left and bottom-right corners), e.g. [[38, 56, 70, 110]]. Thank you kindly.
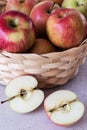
[[1, 76, 44, 113], [44, 90, 85, 126]]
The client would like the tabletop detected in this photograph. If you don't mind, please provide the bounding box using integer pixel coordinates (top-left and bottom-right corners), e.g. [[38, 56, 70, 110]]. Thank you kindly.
[[0, 59, 87, 130]]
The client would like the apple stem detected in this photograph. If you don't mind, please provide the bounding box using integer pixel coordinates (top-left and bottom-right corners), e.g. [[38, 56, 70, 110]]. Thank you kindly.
[[19, 0, 25, 4], [76, 2, 83, 6], [1, 96, 16, 104], [1, 91, 27, 104], [48, 2, 56, 13]]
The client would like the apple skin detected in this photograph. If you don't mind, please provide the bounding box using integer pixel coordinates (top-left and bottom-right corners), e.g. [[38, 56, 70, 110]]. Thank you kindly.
[[29, 38, 57, 54], [0, 10, 36, 53], [5, 0, 38, 16], [46, 9, 87, 49], [30, 1, 60, 38], [62, 0, 87, 19]]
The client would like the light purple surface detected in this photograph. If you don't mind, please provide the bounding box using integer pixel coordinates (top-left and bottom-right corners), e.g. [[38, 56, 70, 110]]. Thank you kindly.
[[0, 59, 87, 130]]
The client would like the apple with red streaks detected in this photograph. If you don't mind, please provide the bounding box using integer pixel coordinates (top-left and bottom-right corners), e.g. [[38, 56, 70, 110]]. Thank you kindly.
[[30, 1, 60, 38], [0, 10, 36, 53], [46, 9, 87, 49]]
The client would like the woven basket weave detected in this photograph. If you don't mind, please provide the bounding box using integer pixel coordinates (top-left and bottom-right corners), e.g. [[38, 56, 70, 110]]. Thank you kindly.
[[0, 0, 87, 89]]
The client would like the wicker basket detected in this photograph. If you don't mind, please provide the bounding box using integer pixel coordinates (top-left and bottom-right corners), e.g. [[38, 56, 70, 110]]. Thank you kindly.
[[0, 0, 87, 89]]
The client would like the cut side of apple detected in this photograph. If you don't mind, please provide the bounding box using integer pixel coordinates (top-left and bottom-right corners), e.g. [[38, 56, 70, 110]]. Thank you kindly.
[[3, 76, 44, 113], [44, 90, 85, 126]]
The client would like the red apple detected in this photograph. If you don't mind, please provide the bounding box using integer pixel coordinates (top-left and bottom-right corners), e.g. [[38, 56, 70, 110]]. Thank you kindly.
[[29, 38, 57, 54], [46, 9, 87, 49], [5, 0, 38, 16], [0, 10, 36, 53], [30, 1, 60, 38]]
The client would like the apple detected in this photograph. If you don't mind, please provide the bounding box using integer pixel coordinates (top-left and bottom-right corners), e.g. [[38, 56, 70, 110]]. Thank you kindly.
[[0, 10, 36, 53], [1, 75, 44, 113], [29, 38, 57, 54], [62, 0, 87, 19], [38, 0, 63, 6], [30, 1, 60, 38], [46, 9, 87, 49], [5, 0, 38, 16], [44, 90, 85, 126]]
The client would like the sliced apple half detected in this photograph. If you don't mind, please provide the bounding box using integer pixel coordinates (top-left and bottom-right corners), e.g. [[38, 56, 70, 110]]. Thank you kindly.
[[2, 76, 44, 113], [44, 90, 85, 126]]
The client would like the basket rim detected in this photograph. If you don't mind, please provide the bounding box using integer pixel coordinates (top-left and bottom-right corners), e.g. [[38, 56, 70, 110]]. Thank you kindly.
[[0, 38, 87, 57]]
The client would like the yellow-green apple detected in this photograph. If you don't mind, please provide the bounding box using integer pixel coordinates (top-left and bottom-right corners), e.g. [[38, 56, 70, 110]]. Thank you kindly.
[[0, 10, 36, 53], [29, 38, 57, 54], [5, 0, 38, 16], [62, 0, 87, 19], [44, 90, 85, 126], [1, 75, 44, 113], [46, 9, 87, 49], [38, 0, 63, 6], [30, 1, 60, 38]]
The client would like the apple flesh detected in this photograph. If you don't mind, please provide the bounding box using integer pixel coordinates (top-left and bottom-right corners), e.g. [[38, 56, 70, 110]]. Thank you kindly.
[[5, 0, 38, 16], [29, 38, 57, 54], [30, 1, 60, 38], [44, 90, 85, 126], [46, 9, 87, 49], [62, 0, 87, 19], [2, 76, 44, 113], [0, 10, 36, 53]]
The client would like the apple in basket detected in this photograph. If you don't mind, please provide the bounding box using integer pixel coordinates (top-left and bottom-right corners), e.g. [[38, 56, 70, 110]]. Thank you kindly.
[[1, 76, 44, 113], [44, 90, 85, 126], [29, 38, 57, 54], [62, 0, 87, 19], [30, 0, 60, 38], [5, 0, 38, 16], [46, 8, 87, 49], [0, 10, 36, 53]]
